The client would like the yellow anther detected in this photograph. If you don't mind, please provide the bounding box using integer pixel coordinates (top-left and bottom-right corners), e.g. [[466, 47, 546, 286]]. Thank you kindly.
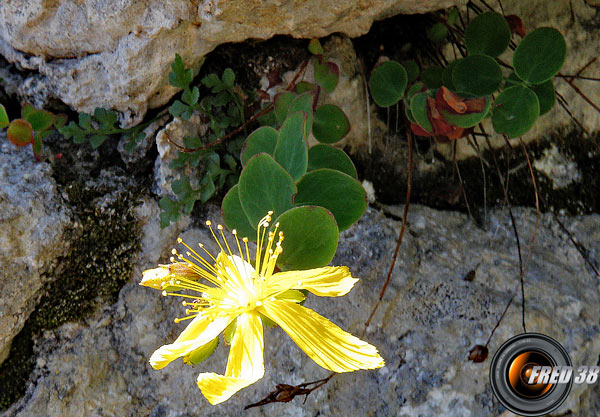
[[206, 220, 212, 226], [232, 229, 237, 235], [268, 210, 273, 215], [177, 237, 183, 243], [217, 224, 223, 230], [171, 248, 177, 255], [242, 237, 248, 243], [162, 290, 168, 296]]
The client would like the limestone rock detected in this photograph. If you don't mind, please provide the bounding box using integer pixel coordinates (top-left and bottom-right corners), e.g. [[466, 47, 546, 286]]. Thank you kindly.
[[3, 204, 599, 416], [0, 0, 464, 125], [0, 138, 71, 364]]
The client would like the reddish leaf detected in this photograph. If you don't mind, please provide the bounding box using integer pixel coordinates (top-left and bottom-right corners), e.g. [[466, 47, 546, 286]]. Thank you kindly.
[[7, 119, 34, 147], [436, 87, 487, 115], [505, 15, 526, 37], [410, 122, 432, 137]]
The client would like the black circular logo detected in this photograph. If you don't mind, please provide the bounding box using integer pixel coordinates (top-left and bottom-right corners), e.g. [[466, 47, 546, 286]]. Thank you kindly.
[[490, 333, 573, 416]]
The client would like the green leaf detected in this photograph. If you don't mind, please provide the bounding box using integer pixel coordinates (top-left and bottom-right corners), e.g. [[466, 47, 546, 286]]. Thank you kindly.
[[94, 108, 118, 130], [159, 196, 181, 228], [421, 66, 444, 89], [314, 60, 339, 94], [294, 169, 366, 231], [32, 133, 43, 161], [442, 60, 459, 91], [222, 184, 257, 239], [169, 54, 193, 89], [53, 114, 68, 129], [440, 97, 491, 128], [513, 27, 566, 85], [222, 68, 235, 88], [25, 110, 54, 132], [407, 82, 425, 99], [308, 39, 324, 56], [452, 55, 502, 97], [288, 92, 314, 136], [369, 61, 408, 107], [182, 86, 199, 106], [0, 104, 9, 128], [241, 126, 278, 166], [465, 12, 511, 57], [312, 104, 350, 144], [89, 134, 108, 149], [21, 103, 36, 120], [492, 85, 540, 138], [274, 91, 297, 124], [410, 92, 433, 134], [78, 113, 92, 130], [274, 111, 308, 181], [183, 337, 219, 366], [307, 144, 357, 179], [531, 79, 555, 115], [7, 119, 33, 147], [401, 60, 420, 83], [294, 81, 316, 95], [274, 206, 339, 270], [427, 22, 448, 43], [59, 121, 86, 143], [238, 153, 297, 226], [447, 7, 459, 26], [169, 100, 193, 120]]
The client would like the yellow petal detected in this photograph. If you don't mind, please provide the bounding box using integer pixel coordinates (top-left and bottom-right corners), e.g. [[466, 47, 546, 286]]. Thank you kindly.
[[150, 312, 235, 370], [260, 300, 384, 372], [197, 312, 265, 405], [265, 266, 358, 297], [140, 266, 170, 289]]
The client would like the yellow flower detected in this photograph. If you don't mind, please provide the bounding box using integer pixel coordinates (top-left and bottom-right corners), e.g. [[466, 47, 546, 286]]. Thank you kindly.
[[140, 212, 384, 405]]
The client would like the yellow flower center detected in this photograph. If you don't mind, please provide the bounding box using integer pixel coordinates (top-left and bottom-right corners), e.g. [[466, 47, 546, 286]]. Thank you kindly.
[[152, 211, 286, 323]]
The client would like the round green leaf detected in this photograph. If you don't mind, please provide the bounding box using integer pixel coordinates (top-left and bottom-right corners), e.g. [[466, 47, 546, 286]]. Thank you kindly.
[[452, 55, 502, 97], [241, 126, 278, 165], [442, 60, 459, 90], [275, 206, 339, 270], [531, 79, 555, 115], [222, 184, 257, 239], [274, 91, 297, 124], [288, 92, 314, 136], [238, 153, 297, 226], [294, 168, 366, 231], [295, 81, 316, 94], [314, 60, 339, 94], [7, 119, 33, 147], [440, 97, 491, 128], [465, 12, 511, 57], [407, 82, 425, 99], [0, 104, 8, 128], [492, 85, 540, 138], [513, 27, 566, 85], [312, 104, 350, 144], [274, 112, 308, 181], [427, 22, 448, 43], [410, 92, 433, 133], [308, 39, 324, 56], [307, 144, 357, 179], [421, 66, 444, 89], [401, 60, 420, 83], [369, 61, 408, 107]]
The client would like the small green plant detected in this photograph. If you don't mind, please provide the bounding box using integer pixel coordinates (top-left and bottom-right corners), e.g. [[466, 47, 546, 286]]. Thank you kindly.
[[158, 56, 251, 227], [0, 103, 66, 160], [368, 11, 566, 140], [59, 107, 149, 152], [221, 39, 366, 271]]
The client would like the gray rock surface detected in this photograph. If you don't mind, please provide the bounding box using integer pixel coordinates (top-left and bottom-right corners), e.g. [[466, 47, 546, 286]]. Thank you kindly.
[[3, 204, 599, 416], [0, 0, 464, 125], [0, 138, 71, 364]]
